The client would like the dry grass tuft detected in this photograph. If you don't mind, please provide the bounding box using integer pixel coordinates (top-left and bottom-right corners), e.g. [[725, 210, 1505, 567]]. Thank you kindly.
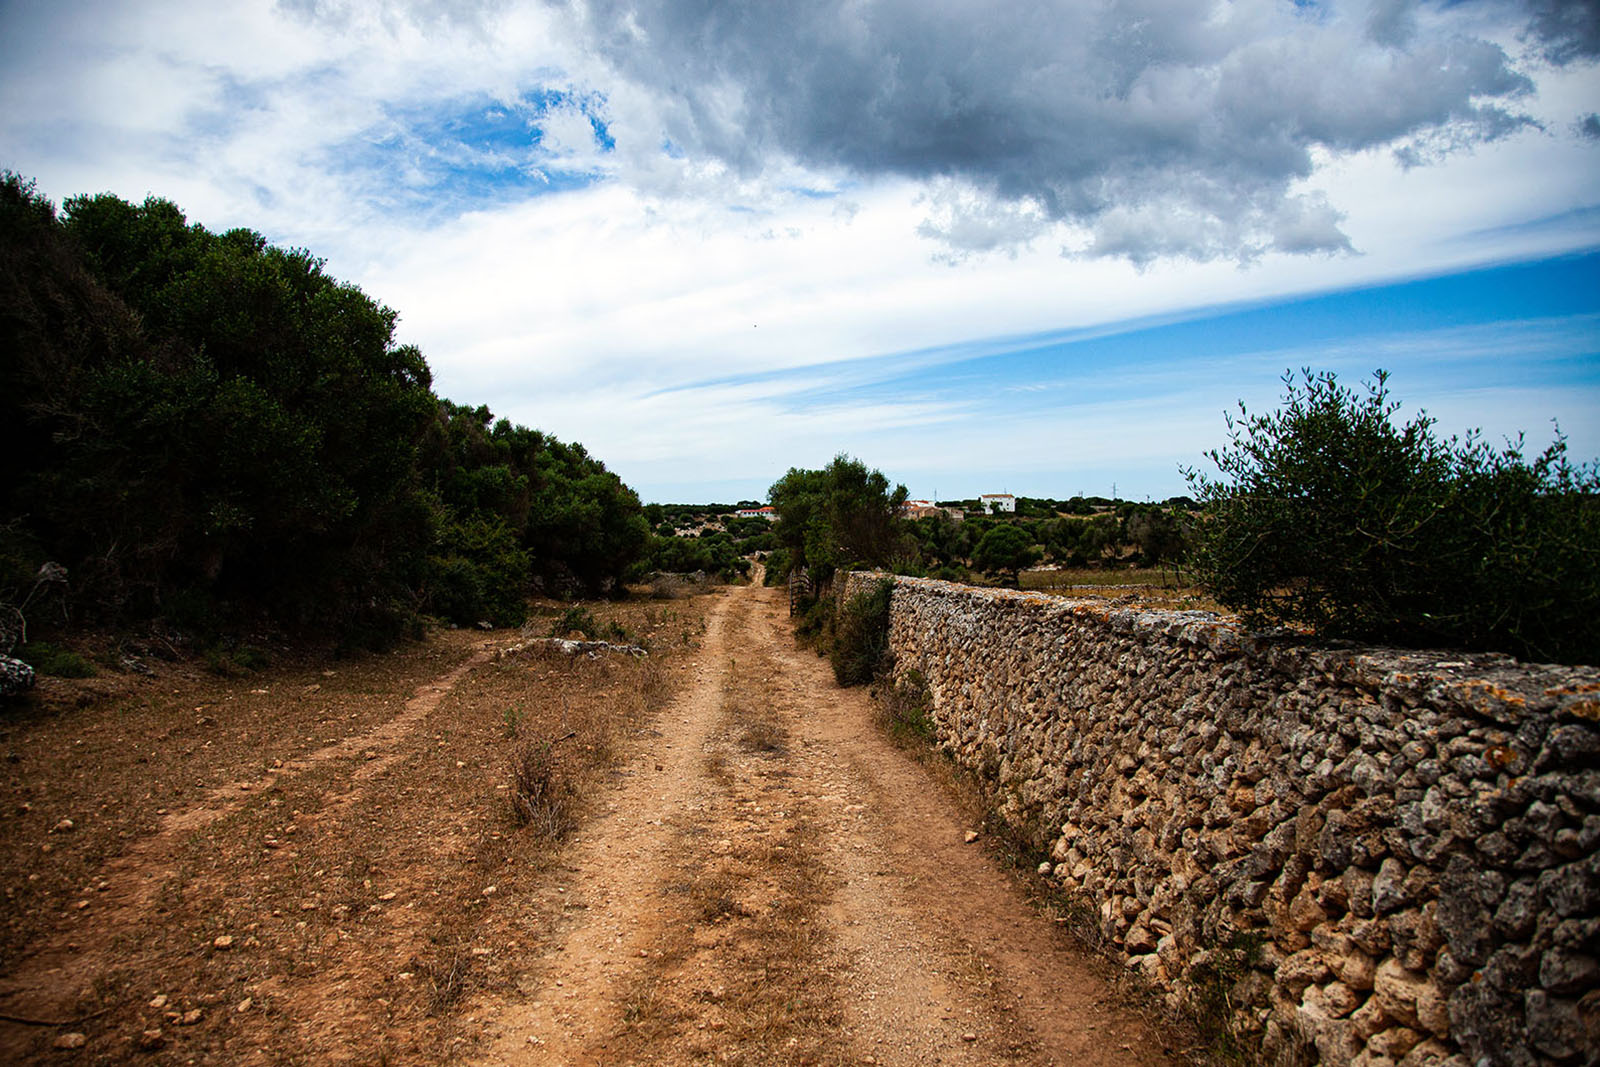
[[635, 656, 669, 709], [688, 869, 741, 922], [621, 983, 668, 1028], [508, 740, 577, 838], [417, 941, 478, 1016], [874, 668, 933, 745], [738, 717, 788, 755]]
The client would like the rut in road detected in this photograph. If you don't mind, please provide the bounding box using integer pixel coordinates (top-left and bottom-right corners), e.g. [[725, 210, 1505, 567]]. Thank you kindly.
[[468, 580, 1180, 1066], [0, 640, 493, 1057]]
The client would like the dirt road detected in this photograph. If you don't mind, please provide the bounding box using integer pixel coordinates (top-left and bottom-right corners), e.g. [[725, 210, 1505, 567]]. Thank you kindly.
[[466, 581, 1180, 1066], [0, 581, 1183, 1065]]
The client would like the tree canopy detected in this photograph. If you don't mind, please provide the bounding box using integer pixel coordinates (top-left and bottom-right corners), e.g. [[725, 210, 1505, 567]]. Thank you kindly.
[[970, 524, 1040, 581], [767, 455, 910, 580], [1, 173, 648, 645], [1185, 369, 1599, 664]]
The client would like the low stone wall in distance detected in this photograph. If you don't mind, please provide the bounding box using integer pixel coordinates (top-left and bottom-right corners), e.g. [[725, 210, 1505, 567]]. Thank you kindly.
[[842, 573, 1600, 1067]]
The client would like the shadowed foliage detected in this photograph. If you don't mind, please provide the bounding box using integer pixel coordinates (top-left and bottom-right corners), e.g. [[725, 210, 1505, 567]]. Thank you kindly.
[[829, 577, 895, 687], [0, 172, 647, 646], [1186, 369, 1600, 664]]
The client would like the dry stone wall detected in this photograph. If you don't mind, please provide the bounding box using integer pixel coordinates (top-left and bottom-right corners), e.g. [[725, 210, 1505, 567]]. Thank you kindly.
[[842, 573, 1600, 1067]]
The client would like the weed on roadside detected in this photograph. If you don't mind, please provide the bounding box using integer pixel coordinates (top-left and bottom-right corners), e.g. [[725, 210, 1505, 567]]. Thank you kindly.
[[202, 642, 270, 676], [829, 578, 894, 686], [547, 606, 601, 638], [20, 640, 96, 677], [546, 605, 633, 643], [622, 983, 667, 1028], [737, 714, 788, 755], [508, 739, 577, 838], [419, 942, 476, 1016], [874, 668, 932, 744], [1186, 930, 1279, 1065], [792, 595, 834, 651], [500, 705, 523, 739], [689, 869, 741, 922]]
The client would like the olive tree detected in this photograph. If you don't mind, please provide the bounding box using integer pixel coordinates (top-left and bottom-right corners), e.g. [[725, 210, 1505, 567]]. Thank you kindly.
[[1185, 369, 1599, 663]]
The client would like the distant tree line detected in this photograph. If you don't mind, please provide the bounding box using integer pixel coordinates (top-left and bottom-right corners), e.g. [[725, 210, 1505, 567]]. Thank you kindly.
[[768, 374, 1598, 666], [759, 455, 1194, 591], [627, 504, 778, 582], [1, 173, 647, 649], [903, 503, 1193, 582]]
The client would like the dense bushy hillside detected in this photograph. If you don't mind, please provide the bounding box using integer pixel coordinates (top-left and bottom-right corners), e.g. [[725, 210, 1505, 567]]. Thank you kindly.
[[0, 173, 647, 647]]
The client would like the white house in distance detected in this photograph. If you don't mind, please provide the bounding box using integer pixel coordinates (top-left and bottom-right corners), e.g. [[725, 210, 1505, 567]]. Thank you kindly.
[[735, 506, 777, 520], [981, 493, 1016, 514]]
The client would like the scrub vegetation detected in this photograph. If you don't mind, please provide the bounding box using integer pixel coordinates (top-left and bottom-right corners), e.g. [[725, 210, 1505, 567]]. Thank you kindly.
[[0, 172, 648, 654], [1186, 368, 1600, 664], [5, 169, 1594, 678], [774, 379, 1598, 670]]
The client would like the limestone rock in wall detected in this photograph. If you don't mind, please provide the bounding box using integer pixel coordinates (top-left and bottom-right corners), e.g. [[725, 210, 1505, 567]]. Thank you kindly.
[[843, 572, 1600, 1067]]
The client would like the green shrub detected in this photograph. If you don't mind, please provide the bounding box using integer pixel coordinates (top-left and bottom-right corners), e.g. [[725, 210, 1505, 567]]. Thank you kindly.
[[334, 600, 416, 654], [20, 641, 95, 678], [829, 578, 895, 686], [637, 529, 749, 583], [762, 548, 793, 586], [1186, 370, 1600, 663], [425, 513, 531, 628], [203, 642, 268, 675], [878, 668, 932, 741], [792, 595, 835, 650], [549, 605, 601, 639], [501, 706, 523, 739], [233, 644, 270, 671], [203, 647, 243, 676]]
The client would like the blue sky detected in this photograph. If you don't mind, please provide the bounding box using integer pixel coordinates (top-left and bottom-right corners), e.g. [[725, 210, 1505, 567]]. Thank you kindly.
[[1, 0, 1597, 503], [629, 251, 1600, 501]]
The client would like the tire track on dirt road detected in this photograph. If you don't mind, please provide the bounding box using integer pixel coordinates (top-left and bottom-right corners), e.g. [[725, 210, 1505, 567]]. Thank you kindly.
[[0, 642, 494, 1049], [743, 582, 1178, 1067], [471, 580, 1180, 1066], [467, 586, 744, 1063]]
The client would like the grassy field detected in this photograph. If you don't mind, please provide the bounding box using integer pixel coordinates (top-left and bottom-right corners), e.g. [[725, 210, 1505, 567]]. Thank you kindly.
[[1018, 567, 1226, 613], [1018, 567, 1185, 589]]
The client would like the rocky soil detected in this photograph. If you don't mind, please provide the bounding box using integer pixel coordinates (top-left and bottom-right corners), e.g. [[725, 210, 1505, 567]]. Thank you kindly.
[[0, 582, 1183, 1065]]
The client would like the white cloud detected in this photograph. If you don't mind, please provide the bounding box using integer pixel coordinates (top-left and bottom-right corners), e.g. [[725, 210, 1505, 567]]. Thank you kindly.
[[0, 0, 1595, 502]]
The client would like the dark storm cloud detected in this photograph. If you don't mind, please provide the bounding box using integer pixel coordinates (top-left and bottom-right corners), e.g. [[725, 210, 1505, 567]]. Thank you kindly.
[[561, 0, 1545, 261], [1521, 0, 1600, 63]]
